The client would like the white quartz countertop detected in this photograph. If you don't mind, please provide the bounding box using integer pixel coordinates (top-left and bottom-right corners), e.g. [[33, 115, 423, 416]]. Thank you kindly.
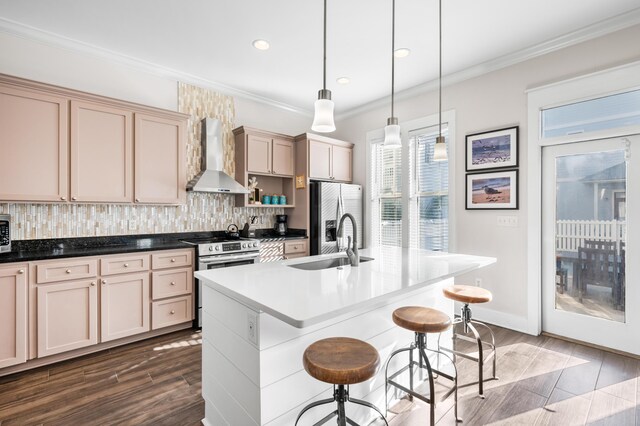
[[196, 247, 496, 328]]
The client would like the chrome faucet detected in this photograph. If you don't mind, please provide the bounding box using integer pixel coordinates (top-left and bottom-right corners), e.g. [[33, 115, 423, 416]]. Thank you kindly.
[[337, 213, 359, 267]]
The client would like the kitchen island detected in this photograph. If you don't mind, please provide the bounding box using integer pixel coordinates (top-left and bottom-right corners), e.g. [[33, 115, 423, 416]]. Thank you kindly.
[[196, 247, 495, 426]]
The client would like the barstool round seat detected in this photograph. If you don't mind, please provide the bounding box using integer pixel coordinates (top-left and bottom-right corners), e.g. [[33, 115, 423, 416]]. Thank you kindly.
[[392, 306, 452, 334], [303, 337, 379, 385], [443, 285, 492, 304]]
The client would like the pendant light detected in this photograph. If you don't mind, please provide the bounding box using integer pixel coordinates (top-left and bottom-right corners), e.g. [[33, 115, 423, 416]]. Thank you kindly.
[[433, 0, 447, 161], [311, 0, 336, 133], [384, 0, 401, 146]]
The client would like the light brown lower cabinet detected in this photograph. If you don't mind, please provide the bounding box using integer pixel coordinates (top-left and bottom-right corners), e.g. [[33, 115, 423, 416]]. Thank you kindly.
[[0, 264, 27, 369], [11, 248, 195, 368], [284, 239, 308, 260], [100, 272, 150, 342], [152, 296, 192, 330], [37, 279, 99, 357]]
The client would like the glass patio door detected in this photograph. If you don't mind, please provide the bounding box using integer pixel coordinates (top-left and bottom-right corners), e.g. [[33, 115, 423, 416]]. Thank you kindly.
[[541, 136, 639, 354]]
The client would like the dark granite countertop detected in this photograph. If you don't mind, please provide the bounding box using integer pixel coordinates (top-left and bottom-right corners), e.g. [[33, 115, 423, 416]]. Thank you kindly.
[[254, 228, 307, 242], [0, 231, 226, 264]]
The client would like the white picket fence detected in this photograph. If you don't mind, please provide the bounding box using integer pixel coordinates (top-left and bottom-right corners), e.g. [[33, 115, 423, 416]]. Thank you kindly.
[[556, 220, 626, 253]]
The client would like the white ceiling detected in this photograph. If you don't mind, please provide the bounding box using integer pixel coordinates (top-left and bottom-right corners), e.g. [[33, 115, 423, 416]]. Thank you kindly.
[[0, 1, 639, 115]]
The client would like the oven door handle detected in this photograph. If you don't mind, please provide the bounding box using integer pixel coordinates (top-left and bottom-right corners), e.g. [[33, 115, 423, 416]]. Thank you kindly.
[[199, 252, 260, 265]]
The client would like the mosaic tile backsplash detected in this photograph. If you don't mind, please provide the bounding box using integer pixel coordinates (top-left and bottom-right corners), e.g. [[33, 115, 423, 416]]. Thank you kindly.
[[0, 194, 282, 240], [1, 82, 283, 240]]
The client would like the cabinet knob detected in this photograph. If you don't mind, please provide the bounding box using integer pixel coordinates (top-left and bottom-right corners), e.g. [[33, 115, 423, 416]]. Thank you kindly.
[[18, 269, 24, 274], [66, 269, 71, 274], [71, 196, 77, 201], [60, 196, 67, 201], [90, 281, 96, 286], [171, 258, 176, 263], [135, 198, 140, 202], [170, 281, 176, 286], [170, 310, 175, 315], [102, 279, 107, 285], [124, 263, 129, 268]]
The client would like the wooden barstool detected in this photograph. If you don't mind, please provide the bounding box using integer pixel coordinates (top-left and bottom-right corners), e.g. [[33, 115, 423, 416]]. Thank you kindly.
[[295, 337, 388, 426], [385, 307, 459, 425], [442, 285, 498, 397]]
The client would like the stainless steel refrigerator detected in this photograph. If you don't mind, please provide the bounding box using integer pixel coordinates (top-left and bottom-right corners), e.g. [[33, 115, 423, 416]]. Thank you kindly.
[[310, 182, 363, 255]]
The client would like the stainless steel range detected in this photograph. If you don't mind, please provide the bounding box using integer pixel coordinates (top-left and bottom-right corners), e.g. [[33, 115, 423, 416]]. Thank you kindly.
[[181, 236, 261, 328]]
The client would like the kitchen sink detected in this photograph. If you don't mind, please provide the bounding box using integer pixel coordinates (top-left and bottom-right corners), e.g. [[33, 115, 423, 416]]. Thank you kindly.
[[288, 256, 374, 270]]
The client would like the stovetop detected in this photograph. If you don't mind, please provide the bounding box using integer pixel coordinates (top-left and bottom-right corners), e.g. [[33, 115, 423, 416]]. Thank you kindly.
[[181, 237, 261, 256], [180, 236, 240, 245]]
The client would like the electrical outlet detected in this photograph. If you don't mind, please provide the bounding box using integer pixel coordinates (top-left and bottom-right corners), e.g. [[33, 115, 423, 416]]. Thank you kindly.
[[247, 312, 258, 345], [128, 220, 137, 230], [497, 215, 518, 227], [475, 278, 482, 287]]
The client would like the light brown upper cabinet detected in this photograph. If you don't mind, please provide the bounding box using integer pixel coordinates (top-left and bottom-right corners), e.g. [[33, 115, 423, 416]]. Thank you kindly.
[[0, 84, 69, 202], [307, 137, 353, 183], [247, 135, 272, 174], [234, 127, 296, 208], [0, 74, 188, 205], [134, 114, 186, 204], [272, 138, 295, 176], [70, 101, 133, 203], [331, 145, 353, 182], [246, 134, 294, 177]]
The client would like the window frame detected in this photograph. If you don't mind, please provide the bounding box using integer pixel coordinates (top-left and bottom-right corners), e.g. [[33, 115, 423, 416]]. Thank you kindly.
[[365, 111, 456, 250]]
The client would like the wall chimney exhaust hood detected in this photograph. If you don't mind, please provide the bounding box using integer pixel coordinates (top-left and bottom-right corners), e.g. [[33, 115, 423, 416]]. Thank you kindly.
[[187, 118, 249, 194]]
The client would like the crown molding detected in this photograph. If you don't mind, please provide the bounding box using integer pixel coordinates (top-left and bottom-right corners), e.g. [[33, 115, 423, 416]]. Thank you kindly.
[[1, 6, 639, 122], [336, 7, 640, 121], [0, 17, 313, 117]]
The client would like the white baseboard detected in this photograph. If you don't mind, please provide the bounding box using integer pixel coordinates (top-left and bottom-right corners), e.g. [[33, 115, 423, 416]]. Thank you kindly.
[[454, 302, 535, 335]]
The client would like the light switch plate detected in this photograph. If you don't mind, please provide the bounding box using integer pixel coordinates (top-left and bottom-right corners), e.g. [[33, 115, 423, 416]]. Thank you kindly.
[[497, 215, 518, 227]]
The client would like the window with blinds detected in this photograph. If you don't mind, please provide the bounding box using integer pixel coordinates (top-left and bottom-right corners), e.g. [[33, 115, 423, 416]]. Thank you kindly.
[[370, 123, 449, 250], [370, 143, 402, 247], [410, 125, 449, 251]]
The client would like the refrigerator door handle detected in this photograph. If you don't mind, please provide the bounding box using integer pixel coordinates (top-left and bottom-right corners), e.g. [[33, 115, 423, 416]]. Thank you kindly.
[[335, 192, 342, 251]]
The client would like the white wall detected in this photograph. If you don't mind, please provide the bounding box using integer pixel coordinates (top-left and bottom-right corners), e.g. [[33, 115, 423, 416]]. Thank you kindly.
[[0, 31, 311, 135], [333, 24, 640, 333]]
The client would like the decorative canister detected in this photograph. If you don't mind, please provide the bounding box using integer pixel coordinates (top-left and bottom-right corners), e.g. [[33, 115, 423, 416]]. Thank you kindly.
[[279, 195, 287, 205], [262, 195, 272, 205]]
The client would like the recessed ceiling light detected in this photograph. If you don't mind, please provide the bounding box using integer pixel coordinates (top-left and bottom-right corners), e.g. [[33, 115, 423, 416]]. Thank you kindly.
[[336, 77, 350, 85], [252, 39, 270, 50], [394, 48, 411, 58]]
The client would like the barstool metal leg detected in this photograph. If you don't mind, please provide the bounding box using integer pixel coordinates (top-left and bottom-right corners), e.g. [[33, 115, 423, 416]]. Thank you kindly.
[[349, 396, 389, 426], [443, 305, 499, 398], [295, 396, 336, 425], [385, 333, 459, 426], [385, 346, 413, 415], [297, 384, 387, 426]]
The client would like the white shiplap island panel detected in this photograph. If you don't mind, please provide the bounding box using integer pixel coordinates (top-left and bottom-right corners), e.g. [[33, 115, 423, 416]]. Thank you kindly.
[[196, 247, 496, 426]]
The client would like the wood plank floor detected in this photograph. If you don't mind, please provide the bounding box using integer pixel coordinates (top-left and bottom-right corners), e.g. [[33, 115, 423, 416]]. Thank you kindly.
[[0, 326, 638, 425]]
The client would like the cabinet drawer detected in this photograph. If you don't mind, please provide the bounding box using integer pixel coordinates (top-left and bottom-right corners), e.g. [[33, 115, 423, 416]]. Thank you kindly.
[[36, 259, 97, 284], [100, 254, 150, 276], [285, 253, 307, 260], [152, 296, 192, 330], [151, 250, 192, 270], [152, 267, 193, 300], [284, 240, 307, 254]]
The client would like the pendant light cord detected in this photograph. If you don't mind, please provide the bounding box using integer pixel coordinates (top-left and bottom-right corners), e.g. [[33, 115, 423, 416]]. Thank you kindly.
[[323, 0, 327, 91], [438, 0, 442, 138], [391, 0, 396, 118]]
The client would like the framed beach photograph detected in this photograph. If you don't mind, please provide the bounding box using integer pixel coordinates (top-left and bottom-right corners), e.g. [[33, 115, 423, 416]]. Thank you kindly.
[[466, 126, 518, 171], [466, 170, 518, 210]]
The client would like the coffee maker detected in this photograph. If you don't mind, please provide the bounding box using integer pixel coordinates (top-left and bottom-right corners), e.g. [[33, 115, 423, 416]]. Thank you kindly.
[[274, 215, 288, 236]]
